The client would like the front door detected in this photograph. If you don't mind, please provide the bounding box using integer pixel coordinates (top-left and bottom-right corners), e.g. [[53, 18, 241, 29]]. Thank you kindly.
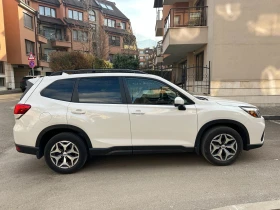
[[124, 77, 197, 147], [67, 77, 131, 149]]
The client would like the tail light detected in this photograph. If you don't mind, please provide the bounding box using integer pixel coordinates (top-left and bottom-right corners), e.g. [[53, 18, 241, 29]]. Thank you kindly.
[[14, 104, 31, 115]]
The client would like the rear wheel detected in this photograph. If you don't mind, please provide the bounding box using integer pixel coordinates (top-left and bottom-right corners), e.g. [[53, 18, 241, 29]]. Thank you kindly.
[[201, 126, 243, 166], [44, 132, 88, 174]]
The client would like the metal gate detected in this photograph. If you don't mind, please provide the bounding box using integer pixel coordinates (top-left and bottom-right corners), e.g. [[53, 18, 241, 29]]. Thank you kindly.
[[174, 61, 211, 95]]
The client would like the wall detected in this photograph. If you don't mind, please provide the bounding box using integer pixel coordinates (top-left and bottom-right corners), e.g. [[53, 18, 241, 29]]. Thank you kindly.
[[0, 0, 7, 62], [2, 0, 22, 64], [206, 0, 280, 104]]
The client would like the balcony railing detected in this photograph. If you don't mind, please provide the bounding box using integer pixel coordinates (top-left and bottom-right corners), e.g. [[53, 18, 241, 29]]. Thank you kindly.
[[164, 6, 208, 34], [40, 54, 49, 62], [156, 8, 163, 21], [156, 40, 163, 57]]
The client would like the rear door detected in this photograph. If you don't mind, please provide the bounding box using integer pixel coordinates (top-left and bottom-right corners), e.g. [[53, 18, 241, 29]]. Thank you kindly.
[[67, 76, 132, 149]]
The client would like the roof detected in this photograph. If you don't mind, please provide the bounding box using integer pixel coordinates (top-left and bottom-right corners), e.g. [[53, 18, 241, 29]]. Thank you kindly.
[[64, 18, 90, 27], [97, 0, 129, 20], [63, 0, 99, 10], [154, 0, 163, 8], [34, 0, 61, 6], [104, 26, 129, 35], [38, 16, 65, 25]]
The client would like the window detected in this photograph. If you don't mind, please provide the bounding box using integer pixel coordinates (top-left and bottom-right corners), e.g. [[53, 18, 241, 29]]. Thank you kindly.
[[0, 78, 4, 87], [0, 62, 4, 74], [174, 16, 180, 25], [109, 36, 120, 46], [126, 78, 185, 105], [89, 10, 96, 21], [73, 30, 88, 42], [78, 77, 122, 104], [43, 27, 62, 40], [73, 30, 78, 41], [104, 18, 116, 27], [196, 51, 204, 81], [139, 51, 144, 54], [68, 9, 83, 21], [25, 40, 35, 55], [24, 13, 33, 29], [97, 1, 113, 10], [39, 6, 56, 17], [121, 22, 126, 29], [41, 79, 76, 102]]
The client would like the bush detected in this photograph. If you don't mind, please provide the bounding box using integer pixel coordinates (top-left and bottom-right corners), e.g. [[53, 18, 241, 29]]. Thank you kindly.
[[49, 51, 112, 71], [112, 54, 139, 69]]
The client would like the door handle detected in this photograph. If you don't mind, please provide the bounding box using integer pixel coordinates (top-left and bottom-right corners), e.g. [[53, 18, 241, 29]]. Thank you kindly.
[[131, 113, 145, 115], [71, 109, 86, 114], [131, 110, 145, 115]]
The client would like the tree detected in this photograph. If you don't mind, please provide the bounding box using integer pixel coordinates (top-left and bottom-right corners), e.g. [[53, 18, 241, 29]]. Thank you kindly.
[[49, 51, 112, 71], [112, 54, 139, 69]]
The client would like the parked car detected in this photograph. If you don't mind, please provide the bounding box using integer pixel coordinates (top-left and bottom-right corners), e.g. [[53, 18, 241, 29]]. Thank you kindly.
[[13, 70, 265, 174], [20, 76, 42, 92]]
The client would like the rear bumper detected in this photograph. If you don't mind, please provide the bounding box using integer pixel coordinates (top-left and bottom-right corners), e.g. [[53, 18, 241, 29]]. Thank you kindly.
[[15, 144, 39, 156]]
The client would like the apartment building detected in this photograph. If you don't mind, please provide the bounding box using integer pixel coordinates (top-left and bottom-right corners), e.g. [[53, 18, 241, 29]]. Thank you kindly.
[[139, 48, 154, 69], [0, 0, 136, 90], [154, 0, 280, 105], [0, 0, 8, 90]]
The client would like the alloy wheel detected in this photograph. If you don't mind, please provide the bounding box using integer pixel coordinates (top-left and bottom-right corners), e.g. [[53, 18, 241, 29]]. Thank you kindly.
[[50, 141, 80, 169], [210, 134, 238, 161]]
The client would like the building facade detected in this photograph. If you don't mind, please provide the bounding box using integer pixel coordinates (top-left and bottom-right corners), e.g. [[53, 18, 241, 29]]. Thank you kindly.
[[139, 48, 154, 69], [0, 0, 136, 90], [154, 0, 280, 105]]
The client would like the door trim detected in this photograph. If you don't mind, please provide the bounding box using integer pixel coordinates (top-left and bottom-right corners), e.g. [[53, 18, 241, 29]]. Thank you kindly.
[[89, 146, 194, 156]]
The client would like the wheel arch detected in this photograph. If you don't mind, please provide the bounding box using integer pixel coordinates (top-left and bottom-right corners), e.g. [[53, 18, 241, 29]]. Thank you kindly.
[[36, 125, 92, 159], [194, 119, 250, 155]]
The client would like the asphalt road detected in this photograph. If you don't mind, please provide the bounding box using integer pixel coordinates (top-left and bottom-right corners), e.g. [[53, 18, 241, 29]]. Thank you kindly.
[[0, 93, 280, 210]]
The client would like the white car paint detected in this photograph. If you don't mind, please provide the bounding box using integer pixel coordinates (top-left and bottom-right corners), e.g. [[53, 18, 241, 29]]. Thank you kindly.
[[14, 73, 265, 151]]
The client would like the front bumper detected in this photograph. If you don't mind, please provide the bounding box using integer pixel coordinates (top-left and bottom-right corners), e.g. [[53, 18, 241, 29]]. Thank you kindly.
[[245, 132, 265, 151]]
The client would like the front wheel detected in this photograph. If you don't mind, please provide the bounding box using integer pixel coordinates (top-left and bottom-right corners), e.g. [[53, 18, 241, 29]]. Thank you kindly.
[[44, 132, 88, 174], [201, 126, 243, 166]]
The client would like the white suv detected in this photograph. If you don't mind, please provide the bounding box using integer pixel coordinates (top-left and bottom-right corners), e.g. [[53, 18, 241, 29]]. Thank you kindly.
[[13, 70, 265, 174]]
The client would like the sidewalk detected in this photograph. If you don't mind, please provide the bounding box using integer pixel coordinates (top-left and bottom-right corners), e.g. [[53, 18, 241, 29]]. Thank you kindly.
[[0, 89, 21, 95], [212, 200, 280, 210], [259, 106, 280, 120]]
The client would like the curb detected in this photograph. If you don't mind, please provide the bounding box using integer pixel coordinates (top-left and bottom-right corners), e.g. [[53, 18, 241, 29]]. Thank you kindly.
[[0, 89, 22, 95], [263, 115, 280, 120]]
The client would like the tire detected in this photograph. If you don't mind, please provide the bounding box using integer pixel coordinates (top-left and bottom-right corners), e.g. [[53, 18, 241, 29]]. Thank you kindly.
[[44, 132, 88, 174], [201, 126, 243, 166]]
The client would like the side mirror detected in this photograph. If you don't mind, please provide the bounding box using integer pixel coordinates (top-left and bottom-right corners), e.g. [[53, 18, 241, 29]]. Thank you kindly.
[[174, 97, 186, 111], [174, 97, 184, 106]]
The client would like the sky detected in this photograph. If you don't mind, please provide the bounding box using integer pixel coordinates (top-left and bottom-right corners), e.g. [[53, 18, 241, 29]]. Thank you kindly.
[[115, 0, 159, 42]]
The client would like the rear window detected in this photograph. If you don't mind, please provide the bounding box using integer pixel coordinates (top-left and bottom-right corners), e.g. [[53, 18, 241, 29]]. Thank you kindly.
[[78, 77, 122, 104], [41, 79, 76, 102]]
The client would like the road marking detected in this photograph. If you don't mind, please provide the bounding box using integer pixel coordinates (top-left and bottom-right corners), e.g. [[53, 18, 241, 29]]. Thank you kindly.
[[270, 120, 280, 125]]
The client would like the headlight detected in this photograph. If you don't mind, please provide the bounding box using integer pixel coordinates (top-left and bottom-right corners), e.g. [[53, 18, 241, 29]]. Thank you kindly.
[[240, 107, 261, 118]]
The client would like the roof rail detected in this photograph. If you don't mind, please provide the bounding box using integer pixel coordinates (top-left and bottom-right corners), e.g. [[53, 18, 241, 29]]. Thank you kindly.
[[50, 69, 146, 76]]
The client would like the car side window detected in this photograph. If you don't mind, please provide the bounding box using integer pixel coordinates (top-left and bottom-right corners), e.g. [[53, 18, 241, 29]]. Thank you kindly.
[[78, 77, 122, 104], [126, 77, 190, 105], [41, 79, 76, 102]]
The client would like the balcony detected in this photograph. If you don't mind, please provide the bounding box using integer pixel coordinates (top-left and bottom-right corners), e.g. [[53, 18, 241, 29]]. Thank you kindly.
[[51, 38, 71, 48], [163, 0, 191, 5], [155, 40, 164, 65], [162, 6, 208, 64], [155, 9, 164, 37], [37, 34, 48, 44], [38, 54, 49, 68]]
